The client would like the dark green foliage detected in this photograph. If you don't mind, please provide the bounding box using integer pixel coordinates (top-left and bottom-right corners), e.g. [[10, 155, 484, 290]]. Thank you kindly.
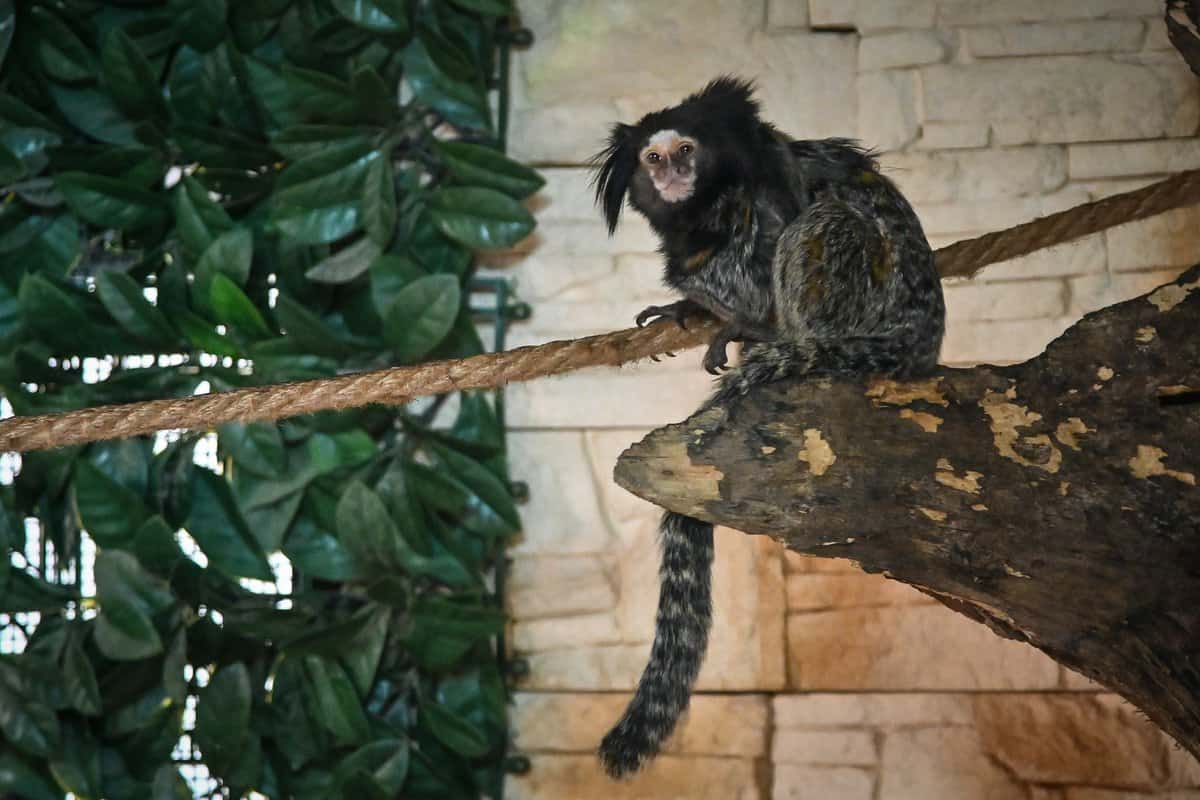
[[0, 0, 538, 796]]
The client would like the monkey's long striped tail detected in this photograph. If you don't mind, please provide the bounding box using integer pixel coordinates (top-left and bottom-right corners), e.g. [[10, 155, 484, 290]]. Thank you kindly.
[[597, 511, 714, 778]]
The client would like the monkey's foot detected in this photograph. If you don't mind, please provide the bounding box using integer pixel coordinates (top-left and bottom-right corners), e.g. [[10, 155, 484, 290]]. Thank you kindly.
[[635, 300, 703, 329], [703, 339, 731, 375]]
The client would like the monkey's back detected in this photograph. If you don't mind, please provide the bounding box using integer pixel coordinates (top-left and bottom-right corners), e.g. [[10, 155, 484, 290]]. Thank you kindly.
[[776, 139, 945, 375]]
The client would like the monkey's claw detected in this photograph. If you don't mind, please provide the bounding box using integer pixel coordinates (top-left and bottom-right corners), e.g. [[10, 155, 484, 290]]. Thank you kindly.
[[635, 302, 693, 329], [703, 344, 730, 375]]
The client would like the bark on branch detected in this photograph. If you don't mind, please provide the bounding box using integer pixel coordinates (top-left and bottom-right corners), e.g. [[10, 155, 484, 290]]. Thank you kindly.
[[614, 264, 1200, 760]]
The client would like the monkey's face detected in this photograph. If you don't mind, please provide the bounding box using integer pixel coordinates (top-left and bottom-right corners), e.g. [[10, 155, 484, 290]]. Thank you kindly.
[[635, 129, 699, 204]]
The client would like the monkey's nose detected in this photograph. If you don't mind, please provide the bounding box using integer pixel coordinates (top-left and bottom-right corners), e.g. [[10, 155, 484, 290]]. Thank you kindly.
[[673, 163, 688, 176]]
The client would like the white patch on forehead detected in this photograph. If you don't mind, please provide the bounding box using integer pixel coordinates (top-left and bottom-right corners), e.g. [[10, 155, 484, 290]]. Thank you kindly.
[[647, 129, 681, 148]]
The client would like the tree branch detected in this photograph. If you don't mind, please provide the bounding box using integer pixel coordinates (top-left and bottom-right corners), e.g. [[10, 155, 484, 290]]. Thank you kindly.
[[614, 264, 1200, 760]]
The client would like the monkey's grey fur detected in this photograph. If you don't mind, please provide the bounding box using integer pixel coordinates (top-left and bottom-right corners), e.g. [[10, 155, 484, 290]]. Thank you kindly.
[[592, 77, 945, 779]]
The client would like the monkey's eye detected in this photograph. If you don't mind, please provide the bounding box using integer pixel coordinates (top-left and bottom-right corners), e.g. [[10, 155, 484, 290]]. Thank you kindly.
[[678, 143, 693, 156], [646, 152, 661, 164]]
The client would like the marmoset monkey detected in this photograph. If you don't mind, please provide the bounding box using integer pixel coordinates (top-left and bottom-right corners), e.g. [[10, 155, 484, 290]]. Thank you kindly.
[[592, 77, 945, 778]]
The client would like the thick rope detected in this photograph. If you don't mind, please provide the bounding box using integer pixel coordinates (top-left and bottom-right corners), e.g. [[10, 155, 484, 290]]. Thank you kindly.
[[3, 168, 1200, 453]]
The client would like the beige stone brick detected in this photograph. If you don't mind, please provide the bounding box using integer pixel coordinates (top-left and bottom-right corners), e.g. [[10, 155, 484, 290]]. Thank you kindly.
[[1106, 206, 1200, 272], [922, 57, 1197, 144], [941, 316, 1075, 365], [772, 729, 878, 765], [963, 20, 1145, 58], [507, 432, 618, 555], [786, 572, 933, 611], [976, 235, 1107, 281], [1144, 16, 1173, 50], [855, 0, 935, 32], [943, 278, 1067, 321], [768, 0, 809, 30], [773, 765, 874, 799], [511, 692, 769, 756], [859, 30, 946, 71], [1067, 792, 1200, 800], [505, 358, 714, 429], [938, 0, 1161, 25], [1069, 140, 1200, 180], [881, 146, 1068, 205], [522, 643, 653, 690], [1072, 176, 1165, 200], [879, 726, 1026, 799], [974, 694, 1171, 787], [858, 70, 919, 152], [774, 693, 976, 729], [511, 611, 621, 653], [808, 0, 854, 28], [916, 121, 990, 151], [1167, 738, 1200, 787], [508, 11, 856, 163], [507, 555, 618, 620], [1068, 270, 1185, 316], [506, 754, 762, 800], [916, 189, 1091, 238], [787, 605, 1061, 690]]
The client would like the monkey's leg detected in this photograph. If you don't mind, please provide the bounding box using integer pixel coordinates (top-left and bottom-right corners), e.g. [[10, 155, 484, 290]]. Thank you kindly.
[[634, 298, 708, 329]]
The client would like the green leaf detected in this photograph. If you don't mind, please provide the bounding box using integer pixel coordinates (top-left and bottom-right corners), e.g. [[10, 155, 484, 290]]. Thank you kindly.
[[93, 550, 172, 661], [273, 203, 360, 244], [193, 662, 251, 777], [335, 739, 409, 798], [331, 0, 409, 34], [169, 0, 227, 52], [369, 254, 426, 313], [48, 721, 102, 800], [427, 186, 535, 249], [0, 572, 78, 613], [382, 274, 461, 362], [56, 172, 166, 230], [272, 126, 372, 161], [185, 469, 274, 580], [274, 294, 356, 357], [420, 700, 490, 757], [302, 656, 370, 747], [74, 459, 150, 548], [96, 272, 178, 345], [0, 665, 60, 757], [173, 175, 234, 255], [219, 422, 286, 476], [403, 33, 491, 131], [0, 752, 61, 800], [305, 236, 382, 284], [406, 461, 515, 539], [448, 0, 512, 15], [63, 638, 102, 716], [283, 516, 357, 582], [433, 443, 520, 531], [32, 7, 95, 83], [435, 140, 544, 198], [282, 65, 361, 123], [363, 154, 397, 246], [151, 766, 191, 800], [404, 596, 504, 671], [0, 1, 14, 72], [101, 29, 168, 122], [49, 86, 137, 146], [336, 481, 474, 587], [209, 273, 272, 339], [178, 311, 241, 357], [195, 226, 253, 295]]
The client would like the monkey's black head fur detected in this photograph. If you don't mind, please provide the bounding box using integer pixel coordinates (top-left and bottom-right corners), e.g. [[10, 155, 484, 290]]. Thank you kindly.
[[592, 76, 770, 234]]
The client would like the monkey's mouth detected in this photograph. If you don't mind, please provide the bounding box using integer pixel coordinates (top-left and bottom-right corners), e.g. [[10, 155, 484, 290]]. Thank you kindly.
[[655, 176, 695, 203]]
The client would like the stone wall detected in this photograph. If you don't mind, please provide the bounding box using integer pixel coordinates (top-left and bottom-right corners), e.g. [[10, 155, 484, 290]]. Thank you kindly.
[[488, 2, 1200, 798]]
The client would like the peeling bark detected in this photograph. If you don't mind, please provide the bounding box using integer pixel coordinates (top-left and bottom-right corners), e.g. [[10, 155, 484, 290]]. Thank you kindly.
[[614, 264, 1200, 760]]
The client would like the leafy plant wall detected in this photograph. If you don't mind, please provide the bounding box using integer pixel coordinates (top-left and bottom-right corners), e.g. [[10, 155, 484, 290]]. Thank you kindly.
[[0, 1, 540, 798]]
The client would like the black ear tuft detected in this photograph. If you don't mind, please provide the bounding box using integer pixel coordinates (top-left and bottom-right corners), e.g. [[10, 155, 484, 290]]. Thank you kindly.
[[687, 76, 760, 121], [591, 123, 639, 235]]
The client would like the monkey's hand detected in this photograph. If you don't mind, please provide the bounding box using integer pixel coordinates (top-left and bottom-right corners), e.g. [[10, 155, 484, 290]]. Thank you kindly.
[[635, 299, 706, 329]]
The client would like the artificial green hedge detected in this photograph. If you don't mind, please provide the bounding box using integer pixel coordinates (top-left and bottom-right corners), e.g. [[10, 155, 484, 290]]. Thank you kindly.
[[0, 1, 540, 797]]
